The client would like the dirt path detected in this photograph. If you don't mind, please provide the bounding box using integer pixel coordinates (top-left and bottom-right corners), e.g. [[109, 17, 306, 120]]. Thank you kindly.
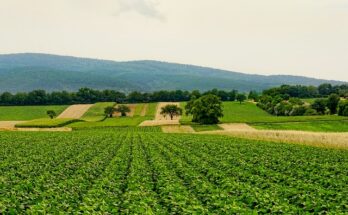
[[218, 123, 256, 131], [140, 104, 148, 116], [162, 125, 195, 133], [57, 104, 93, 119], [139, 102, 181, 126], [0, 121, 25, 130]]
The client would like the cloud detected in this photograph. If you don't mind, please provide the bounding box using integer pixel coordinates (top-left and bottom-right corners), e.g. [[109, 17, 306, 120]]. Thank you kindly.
[[115, 0, 165, 21]]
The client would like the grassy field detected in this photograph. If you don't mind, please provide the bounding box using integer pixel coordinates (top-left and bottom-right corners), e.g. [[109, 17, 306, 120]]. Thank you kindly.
[[181, 102, 347, 124], [252, 120, 348, 132], [80, 102, 115, 121], [1, 129, 347, 213], [69, 103, 157, 129], [0, 105, 68, 120], [69, 116, 152, 129], [15, 118, 79, 128]]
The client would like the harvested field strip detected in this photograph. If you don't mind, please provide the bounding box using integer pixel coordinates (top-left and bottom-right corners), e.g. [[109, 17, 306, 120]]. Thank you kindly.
[[201, 129, 348, 149], [0, 121, 25, 130], [57, 104, 93, 119], [161, 125, 195, 133], [1, 131, 347, 213]]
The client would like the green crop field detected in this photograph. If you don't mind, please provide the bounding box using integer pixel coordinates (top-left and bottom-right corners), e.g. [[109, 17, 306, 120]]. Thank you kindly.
[[0, 129, 347, 214], [0, 105, 68, 121], [80, 102, 115, 121], [15, 118, 79, 128], [181, 102, 347, 124], [252, 120, 348, 132]]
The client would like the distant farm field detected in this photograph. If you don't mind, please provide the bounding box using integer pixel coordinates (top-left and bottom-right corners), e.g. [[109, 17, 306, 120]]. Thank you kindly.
[[181, 102, 347, 124], [0, 105, 68, 121], [15, 118, 79, 128], [1, 129, 347, 213], [80, 102, 115, 121]]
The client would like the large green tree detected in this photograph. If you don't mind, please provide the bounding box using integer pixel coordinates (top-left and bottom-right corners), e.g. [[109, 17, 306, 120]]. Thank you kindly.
[[115, 105, 131, 117], [160, 105, 183, 120], [327, 94, 340, 114], [311, 99, 327, 115], [185, 94, 223, 124]]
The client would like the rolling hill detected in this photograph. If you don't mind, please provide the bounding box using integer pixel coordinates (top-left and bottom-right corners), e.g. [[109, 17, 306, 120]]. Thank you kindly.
[[0, 53, 344, 92]]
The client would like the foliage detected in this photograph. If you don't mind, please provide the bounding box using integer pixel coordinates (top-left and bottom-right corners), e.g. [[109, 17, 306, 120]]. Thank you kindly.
[[327, 94, 340, 114], [311, 99, 327, 115], [46, 110, 57, 119], [185, 94, 223, 124], [0, 105, 68, 120], [104, 106, 115, 118], [236, 94, 247, 104], [0, 130, 347, 213], [338, 100, 348, 116], [160, 105, 183, 120], [248, 90, 259, 101], [114, 105, 131, 117]]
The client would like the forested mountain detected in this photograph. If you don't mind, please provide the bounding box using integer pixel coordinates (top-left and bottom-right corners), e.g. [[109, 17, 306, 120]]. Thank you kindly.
[[0, 53, 344, 92]]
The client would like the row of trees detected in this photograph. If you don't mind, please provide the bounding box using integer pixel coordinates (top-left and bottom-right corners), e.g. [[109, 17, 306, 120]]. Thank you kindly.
[[263, 84, 348, 99], [0, 88, 245, 106], [258, 93, 348, 116]]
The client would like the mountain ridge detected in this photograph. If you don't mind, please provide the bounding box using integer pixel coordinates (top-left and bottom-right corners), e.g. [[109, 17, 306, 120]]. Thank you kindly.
[[0, 53, 344, 93]]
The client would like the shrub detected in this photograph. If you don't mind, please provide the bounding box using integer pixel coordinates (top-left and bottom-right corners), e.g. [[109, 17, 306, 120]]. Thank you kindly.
[[304, 108, 318, 116], [338, 100, 348, 116]]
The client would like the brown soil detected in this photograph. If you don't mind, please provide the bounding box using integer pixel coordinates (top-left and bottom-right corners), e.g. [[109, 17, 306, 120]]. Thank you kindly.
[[0, 121, 25, 130], [57, 104, 93, 119], [162, 125, 195, 133]]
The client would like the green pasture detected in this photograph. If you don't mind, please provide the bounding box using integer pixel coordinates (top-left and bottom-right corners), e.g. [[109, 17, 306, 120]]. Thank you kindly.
[[15, 118, 79, 128], [69, 116, 152, 129], [191, 124, 223, 132], [0, 105, 68, 121], [181, 102, 347, 124]]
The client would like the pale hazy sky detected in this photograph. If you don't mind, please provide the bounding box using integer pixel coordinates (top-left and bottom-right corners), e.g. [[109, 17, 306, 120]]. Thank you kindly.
[[1, 0, 347, 81]]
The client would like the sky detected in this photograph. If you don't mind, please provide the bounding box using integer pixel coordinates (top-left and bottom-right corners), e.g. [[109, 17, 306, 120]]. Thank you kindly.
[[1, 0, 347, 81]]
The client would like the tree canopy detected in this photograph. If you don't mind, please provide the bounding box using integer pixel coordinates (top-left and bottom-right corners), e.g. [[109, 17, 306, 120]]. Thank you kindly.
[[160, 105, 183, 120], [185, 94, 223, 124]]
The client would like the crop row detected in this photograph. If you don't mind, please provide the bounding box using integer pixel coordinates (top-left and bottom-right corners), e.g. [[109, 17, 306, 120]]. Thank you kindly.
[[0, 130, 347, 214]]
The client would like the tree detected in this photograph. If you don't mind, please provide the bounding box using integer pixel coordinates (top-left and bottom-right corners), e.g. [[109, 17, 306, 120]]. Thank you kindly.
[[327, 94, 340, 114], [104, 106, 115, 118], [311, 99, 327, 115], [236, 94, 247, 104], [318, 83, 334, 96], [160, 105, 183, 120], [338, 100, 348, 116], [46, 110, 57, 119], [185, 94, 223, 124], [248, 91, 259, 102], [115, 105, 131, 117]]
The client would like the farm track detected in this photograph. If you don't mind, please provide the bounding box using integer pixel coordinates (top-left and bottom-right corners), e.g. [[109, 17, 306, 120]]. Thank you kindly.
[[57, 104, 93, 119], [1, 130, 347, 213]]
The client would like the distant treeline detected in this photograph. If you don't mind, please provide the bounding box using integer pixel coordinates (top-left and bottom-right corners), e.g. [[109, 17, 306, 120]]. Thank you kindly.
[[0, 88, 240, 106], [263, 83, 348, 98]]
